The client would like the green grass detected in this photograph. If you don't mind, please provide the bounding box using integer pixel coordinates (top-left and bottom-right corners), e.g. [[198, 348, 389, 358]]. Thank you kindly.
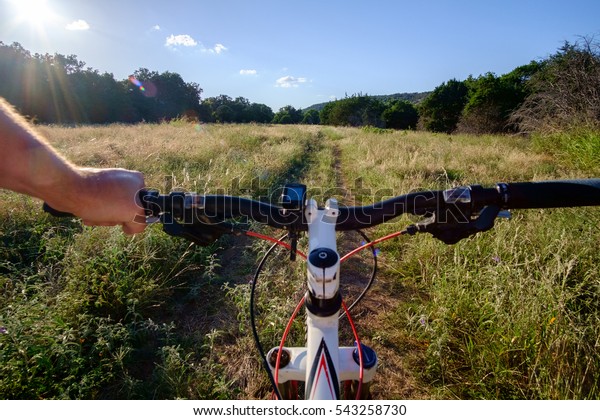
[[331, 128, 600, 399], [1, 123, 599, 399], [532, 127, 600, 175], [394, 209, 600, 398]]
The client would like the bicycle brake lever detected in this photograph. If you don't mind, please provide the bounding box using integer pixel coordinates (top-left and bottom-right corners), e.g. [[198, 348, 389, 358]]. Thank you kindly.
[[409, 205, 502, 245], [288, 231, 299, 261], [160, 213, 241, 246]]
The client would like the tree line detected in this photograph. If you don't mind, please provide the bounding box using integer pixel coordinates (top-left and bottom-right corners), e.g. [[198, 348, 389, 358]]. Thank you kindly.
[[421, 37, 600, 134], [0, 42, 204, 124], [1, 38, 599, 133]]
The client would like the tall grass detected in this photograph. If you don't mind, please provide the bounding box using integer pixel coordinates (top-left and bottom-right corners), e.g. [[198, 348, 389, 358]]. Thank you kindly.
[[532, 127, 600, 175], [1, 123, 599, 399], [330, 128, 600, 399]]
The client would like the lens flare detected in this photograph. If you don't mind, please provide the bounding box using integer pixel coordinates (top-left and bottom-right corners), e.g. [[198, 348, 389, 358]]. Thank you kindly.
[[128, 76, 157, 97], [128, 76, 146, 92]]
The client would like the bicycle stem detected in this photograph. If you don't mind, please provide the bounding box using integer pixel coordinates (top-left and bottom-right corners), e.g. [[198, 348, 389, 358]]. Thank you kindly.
[[306, 198, 340, 301]]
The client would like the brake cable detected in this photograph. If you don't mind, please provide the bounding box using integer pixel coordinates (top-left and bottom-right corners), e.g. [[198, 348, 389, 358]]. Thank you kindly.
[[245, 231, 307, 259], [250, 234, 290, 401], [248, 228, 404, 399]]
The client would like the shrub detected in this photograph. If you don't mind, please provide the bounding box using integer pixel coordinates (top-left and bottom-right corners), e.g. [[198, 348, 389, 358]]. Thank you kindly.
[[512, 37, 600, 133]]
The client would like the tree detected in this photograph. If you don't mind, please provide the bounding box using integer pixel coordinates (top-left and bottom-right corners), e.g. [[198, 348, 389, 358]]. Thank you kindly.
[[418, 79, 469, 133], [199, 95, 273, 123], [301, 109, 320, 124], [381, 100, 418, 129], [319, 95, 386, 127], [0, 43, 209, 124], [319, 101, 335, 125], [126, 69, 202, 122], [245, 103, 274, 123], [273, 105, 303, 124], [69, 69, 129, 123], [0, 42, 30, 111], [458, 63, 542, 134], [214, 105, 234, 122]]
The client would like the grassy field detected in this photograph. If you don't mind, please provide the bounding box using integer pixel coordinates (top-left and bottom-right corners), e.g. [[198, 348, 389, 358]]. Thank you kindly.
[[1, 122, 599, 399]]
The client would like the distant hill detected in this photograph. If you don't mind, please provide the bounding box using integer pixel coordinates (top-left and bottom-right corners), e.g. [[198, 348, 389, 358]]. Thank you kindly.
[[303, 91, 431, 112]]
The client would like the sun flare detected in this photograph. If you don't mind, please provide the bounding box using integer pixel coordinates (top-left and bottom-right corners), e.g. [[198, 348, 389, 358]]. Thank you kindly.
[[10, 0, 57, 28]]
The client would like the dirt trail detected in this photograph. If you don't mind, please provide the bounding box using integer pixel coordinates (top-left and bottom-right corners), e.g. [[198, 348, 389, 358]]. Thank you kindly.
[[329, 142, 429, 399], [179, 135, 430, 399]]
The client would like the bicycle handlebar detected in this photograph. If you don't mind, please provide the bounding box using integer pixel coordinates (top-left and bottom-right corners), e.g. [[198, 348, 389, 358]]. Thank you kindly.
[[498, 179, 600, 209], [140, 178, 600, 231], [43, 178, 600, 243]]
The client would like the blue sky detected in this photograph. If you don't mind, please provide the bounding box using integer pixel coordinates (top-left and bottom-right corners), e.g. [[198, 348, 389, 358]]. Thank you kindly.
[[1, 0, 599, 111]]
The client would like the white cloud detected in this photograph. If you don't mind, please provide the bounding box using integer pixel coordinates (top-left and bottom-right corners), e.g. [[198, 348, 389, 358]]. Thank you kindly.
[[240, 69, 257, 75], [275, 76, 307, 88], [152, 24, 161, 31], [164, 36, 226, 54], [203, 43, 228, 54], [214, 43, 227, 54], [165, 34, 198, 47], [65, 20, 90, 31]]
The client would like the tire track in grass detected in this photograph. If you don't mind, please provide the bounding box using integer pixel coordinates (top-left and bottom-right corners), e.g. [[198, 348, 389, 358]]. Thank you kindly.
[[330, 138, 430, 399], [174, 126, 428, 399], [173, 126, 328, 399]]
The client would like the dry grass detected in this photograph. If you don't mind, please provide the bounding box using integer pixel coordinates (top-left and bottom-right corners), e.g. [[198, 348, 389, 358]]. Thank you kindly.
[[1, 122, 599, 399]]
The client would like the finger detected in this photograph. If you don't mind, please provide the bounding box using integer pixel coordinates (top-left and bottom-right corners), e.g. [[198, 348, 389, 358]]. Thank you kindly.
[[82, 220, 117, 227], [122, 221, 146, 235], [132, 212, 147, 224]]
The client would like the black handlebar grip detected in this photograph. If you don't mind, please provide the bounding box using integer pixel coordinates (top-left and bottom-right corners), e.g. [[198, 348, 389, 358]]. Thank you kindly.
[[44, 189, 155, 219], [42, 203, 75, 218], [503, 179, 600, 209], [138, 189, 162, 216]]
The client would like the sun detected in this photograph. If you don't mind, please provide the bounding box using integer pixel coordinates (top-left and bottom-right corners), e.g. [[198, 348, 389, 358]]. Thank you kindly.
[[9, 0, 58, 29]]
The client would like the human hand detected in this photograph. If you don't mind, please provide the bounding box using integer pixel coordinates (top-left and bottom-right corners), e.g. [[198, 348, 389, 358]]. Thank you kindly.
[[44, 167, 147, 234]]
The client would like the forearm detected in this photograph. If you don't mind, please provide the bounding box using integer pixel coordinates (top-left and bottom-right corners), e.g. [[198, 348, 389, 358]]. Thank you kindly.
[[0, 98, 146, 234], [0, 99, 80, 209]]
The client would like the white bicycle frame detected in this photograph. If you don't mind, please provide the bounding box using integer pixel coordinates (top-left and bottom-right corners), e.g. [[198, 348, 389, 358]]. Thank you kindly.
[[266, 197, 378, 400]]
